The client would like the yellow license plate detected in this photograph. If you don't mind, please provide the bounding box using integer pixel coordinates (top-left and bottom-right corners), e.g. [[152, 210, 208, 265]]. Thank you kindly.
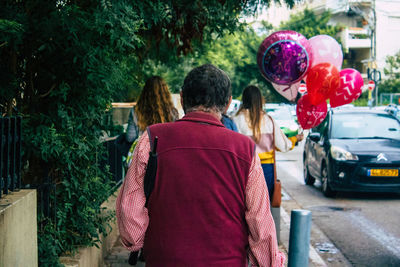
[[368, 169, 399, 177]]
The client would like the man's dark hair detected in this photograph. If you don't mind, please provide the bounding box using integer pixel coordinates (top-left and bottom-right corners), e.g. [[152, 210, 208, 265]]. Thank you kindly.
[[181, 64, 231, 113]]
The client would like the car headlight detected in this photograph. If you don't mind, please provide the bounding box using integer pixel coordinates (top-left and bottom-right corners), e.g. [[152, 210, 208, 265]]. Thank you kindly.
[[289, 124, 298, 131], [330, 146, 358, 161]]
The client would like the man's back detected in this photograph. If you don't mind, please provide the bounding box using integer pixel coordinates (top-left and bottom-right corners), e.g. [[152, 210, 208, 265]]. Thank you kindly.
[[144, 111, 254, 266]]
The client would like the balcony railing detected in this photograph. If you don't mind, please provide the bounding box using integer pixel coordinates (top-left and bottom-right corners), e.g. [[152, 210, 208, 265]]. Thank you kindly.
[[341, 27, 371, 52], [347, 0, 371, 6], [313, 0, 372, 12]]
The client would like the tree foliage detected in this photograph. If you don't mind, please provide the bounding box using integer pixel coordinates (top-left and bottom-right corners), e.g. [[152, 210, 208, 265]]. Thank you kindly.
[[142, 26, 288, 103], [1, 1, 143, 265], [0, 0, 296, 265], [279, 8, 342, 39], [134, 0, 296, 58], [195, 27, 285, 102], [380, 50, 400, 94], [146, 8, 345, 104]]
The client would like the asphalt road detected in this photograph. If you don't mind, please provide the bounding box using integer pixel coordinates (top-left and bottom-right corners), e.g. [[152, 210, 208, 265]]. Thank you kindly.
[[276, 141, 400, 267]]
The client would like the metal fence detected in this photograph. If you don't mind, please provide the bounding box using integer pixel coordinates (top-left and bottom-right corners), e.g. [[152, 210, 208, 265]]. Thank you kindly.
[[0, 116, 22, 198], [32, 136, 124, 230], [36, 176, 57, 225], [1, 115, 124, 220], [380, 93, 400, 105], [102, 136, 125, 191]]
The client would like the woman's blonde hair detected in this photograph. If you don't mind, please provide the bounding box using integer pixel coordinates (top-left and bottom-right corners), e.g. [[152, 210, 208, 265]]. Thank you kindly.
[[237, 85, 265, 143], [136, 76, 176, 131]]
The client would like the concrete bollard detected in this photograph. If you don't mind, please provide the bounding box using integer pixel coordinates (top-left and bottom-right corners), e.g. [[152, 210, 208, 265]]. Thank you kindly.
[[288, 209, 312, 267]]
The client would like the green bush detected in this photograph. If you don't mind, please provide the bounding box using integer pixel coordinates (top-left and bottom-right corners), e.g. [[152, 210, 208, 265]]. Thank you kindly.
[[1, 1, 142, 265]]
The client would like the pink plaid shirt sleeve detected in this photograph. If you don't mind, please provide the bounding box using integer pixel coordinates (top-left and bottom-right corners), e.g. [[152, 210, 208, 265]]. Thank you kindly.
[[116, 132, 286, 266], [115, 133, 150, 251], [246, 155, 286, 266]]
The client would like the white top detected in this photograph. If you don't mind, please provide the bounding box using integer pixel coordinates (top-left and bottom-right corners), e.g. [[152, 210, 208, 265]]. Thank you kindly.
[[233, 110, 294, 156]]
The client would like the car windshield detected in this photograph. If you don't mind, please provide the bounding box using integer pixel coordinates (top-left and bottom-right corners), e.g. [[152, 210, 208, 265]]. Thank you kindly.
[[266, 107, 293, 121], [331, 113, 400, 140]]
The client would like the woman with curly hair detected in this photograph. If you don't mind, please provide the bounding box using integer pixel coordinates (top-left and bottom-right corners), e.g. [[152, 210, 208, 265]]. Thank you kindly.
[[126, 76, 179, 143], [233, 85, 303, 199]]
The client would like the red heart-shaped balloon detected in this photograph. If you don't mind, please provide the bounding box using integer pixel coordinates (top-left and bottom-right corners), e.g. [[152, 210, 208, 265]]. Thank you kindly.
[[296, 94, 328, 130], [306, 63, 340, 105]]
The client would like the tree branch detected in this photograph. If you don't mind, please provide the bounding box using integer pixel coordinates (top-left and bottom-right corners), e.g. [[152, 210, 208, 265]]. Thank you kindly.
[[40, 83, 57, 98]]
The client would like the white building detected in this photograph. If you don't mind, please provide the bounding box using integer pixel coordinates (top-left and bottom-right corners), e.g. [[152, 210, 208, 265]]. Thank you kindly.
[[295, 0, 400, 78], [251, 0, 400, 78], [245, 1, 293, 29]]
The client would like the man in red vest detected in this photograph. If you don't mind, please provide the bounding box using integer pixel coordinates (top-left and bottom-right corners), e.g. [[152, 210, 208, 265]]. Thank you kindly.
[[116, 64, 285, 266]]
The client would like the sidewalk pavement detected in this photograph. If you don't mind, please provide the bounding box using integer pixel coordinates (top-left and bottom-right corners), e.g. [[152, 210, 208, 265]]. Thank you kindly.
[[104, 237, 289, 267], [280, 205, 327, 267], [280, 188, 351, 267], [104, 237, 144, 267], [104, 203, 332, 267]]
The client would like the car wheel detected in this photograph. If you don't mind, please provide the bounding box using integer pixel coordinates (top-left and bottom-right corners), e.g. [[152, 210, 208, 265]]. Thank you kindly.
[[304, 164, 315, 186], [321, 164, 336, 197]]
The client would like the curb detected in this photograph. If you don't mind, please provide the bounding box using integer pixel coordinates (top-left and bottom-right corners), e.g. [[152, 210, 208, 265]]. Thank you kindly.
[[280, 204, 327, 267], [279, 188, 352, 267]]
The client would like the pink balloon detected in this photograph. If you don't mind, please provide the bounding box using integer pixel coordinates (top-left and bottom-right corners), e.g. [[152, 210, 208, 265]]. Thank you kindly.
[[329, 68, 363, 108], [271, 82, 300, 102], [296, 94, 328, 130], [309, 35, 343, 70]]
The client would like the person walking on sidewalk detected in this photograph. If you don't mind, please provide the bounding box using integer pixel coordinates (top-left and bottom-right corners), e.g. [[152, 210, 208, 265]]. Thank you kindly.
[[233, 85, 303, 199], [122, 75, 179, 167], [125, 75, 179, 143], [116, 64, 285, 267]]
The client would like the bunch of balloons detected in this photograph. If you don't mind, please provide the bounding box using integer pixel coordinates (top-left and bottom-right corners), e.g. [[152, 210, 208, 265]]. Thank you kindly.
[[257, 30, 364, 129]]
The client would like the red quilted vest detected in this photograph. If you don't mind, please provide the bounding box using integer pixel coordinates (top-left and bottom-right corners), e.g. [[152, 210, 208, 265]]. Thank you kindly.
[[144, 111, 255, 267]]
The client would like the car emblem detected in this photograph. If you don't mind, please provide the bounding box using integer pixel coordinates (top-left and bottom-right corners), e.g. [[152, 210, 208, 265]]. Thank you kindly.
[[377, 153, 387, 161]]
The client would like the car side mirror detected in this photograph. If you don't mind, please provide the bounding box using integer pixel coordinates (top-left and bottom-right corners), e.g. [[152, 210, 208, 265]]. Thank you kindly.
[[308, 132, 321, 142]]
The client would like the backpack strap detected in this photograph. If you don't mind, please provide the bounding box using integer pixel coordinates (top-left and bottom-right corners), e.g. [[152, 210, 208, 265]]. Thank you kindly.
[[144, 128, 158, 207]]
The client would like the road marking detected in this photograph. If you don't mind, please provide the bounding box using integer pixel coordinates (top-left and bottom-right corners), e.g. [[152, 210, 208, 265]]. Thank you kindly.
[[347, 212, 400, 256]]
